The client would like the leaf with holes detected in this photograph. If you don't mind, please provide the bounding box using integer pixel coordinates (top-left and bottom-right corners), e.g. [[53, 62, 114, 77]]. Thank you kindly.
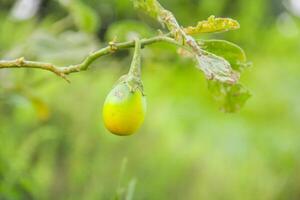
[[208, 81, 251, 112], [198, 39, 251, 72], [184, 15, 240, 34], [196, 50, 240, 84]]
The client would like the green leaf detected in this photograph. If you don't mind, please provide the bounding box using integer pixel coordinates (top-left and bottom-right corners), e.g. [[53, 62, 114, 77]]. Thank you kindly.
[[69, 0, 99, 33], [208, 81, 251, 112], [184, 15, 240, 34], [199, 40, 251, 111], [196, 51, 239, 84], [132, 0, 161, 19], [198, 39, 250, 72]]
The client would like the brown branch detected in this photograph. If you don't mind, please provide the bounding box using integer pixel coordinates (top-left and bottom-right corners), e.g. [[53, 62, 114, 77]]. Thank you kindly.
[[0, 35, 180, 82]]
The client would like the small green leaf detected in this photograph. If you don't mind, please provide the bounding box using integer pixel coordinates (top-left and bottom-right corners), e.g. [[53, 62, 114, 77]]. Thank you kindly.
[[208, 81, 251, 112], [184, 15, 240, 34], [132, 0, 161, 19], [69, 0, 99, 33], [196, 51, 239, 84], [198, 39, 250, 72]]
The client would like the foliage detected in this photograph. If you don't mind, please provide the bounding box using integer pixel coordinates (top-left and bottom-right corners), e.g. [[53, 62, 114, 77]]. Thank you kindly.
[[197, 39, 251, 111], [133, 0, 250, 112]]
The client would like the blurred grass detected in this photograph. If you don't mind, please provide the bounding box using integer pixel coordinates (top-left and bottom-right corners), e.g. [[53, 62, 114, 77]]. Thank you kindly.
[[0, 0, 300, 199]]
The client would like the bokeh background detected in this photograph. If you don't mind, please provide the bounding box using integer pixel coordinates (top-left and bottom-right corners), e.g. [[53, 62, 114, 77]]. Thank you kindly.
[[0, 0, 300, 199]]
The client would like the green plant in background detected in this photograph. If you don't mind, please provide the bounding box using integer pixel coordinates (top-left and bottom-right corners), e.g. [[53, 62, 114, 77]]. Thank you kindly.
[[0, 0, 251, 135]]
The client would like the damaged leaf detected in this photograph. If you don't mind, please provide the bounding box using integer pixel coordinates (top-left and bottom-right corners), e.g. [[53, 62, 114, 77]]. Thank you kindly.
[[208, 81, 251, 112], [196, 50, 239, 84], [184, 15, 240, 34], [198, 39, 251, 72]]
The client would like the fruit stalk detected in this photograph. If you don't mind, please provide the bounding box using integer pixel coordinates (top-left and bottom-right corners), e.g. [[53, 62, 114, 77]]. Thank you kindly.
[[128, 39, 142, 79]]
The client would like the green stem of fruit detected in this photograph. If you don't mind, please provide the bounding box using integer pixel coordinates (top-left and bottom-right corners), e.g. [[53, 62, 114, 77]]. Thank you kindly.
[[128, 39, 142, 79]]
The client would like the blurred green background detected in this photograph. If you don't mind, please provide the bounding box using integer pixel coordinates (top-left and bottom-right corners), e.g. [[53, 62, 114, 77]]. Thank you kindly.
[[0, 0, 300, 199]]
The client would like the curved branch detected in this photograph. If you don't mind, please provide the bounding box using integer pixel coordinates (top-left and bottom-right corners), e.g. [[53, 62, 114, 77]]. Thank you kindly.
[[0, 35, 180, 82]]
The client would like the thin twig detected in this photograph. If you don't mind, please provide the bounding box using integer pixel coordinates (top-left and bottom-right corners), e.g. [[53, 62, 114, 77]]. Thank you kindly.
[[0, 35, 181, 82]]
